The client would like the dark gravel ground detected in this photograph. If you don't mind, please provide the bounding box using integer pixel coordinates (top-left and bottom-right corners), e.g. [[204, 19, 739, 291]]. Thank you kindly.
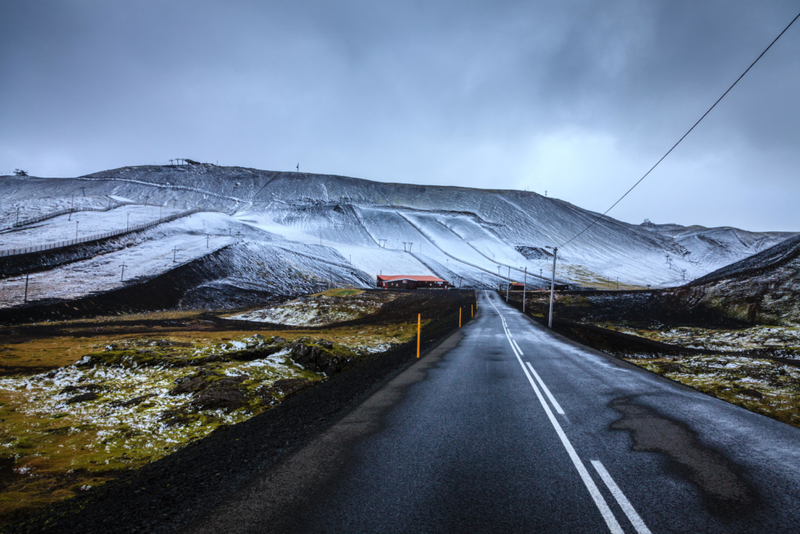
[[1, 290, 475, 534]]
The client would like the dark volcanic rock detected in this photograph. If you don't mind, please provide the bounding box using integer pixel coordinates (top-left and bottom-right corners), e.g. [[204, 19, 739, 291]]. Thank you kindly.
[[66, 392, 99, 404], [289, 339, 356, 375], [110, 394, 154, 408], [169, 370, 248, 396], [191, 387, 247, 412]]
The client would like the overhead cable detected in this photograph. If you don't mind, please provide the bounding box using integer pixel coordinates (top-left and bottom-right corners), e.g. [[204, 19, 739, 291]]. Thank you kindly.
[[558, 10, 800, 249]]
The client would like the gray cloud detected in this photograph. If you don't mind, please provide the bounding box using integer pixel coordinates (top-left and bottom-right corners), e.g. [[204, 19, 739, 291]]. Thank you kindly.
[[1, 0, 798, 231]]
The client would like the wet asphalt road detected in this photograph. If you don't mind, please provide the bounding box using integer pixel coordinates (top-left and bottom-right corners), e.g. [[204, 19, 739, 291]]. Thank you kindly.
[[191, 291, 800, 533]]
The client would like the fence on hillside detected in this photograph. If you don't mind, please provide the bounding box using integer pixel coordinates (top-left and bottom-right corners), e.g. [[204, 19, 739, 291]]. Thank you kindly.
[[0, 208, 201, 258], [5, 203, 125, 230]]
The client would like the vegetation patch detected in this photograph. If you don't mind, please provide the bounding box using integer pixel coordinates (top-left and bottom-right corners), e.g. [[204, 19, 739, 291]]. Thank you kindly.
[[0, 323, 419, 524], [627, 355, 800, 428], [226, 290, 400, 326], [0, 334, 325, 523], [601, 324, 800, 358]]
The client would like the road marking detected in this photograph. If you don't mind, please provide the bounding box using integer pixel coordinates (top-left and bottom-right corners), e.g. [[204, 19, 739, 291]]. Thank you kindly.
[[487, 296, 623, 533], [591, 460, 652, 534], [525, 361, 565, 415], [509, 329, 566, 416]]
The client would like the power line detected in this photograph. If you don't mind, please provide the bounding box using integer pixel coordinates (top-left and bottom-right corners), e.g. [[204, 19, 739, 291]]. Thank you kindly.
[[559, 10, 800, 249]]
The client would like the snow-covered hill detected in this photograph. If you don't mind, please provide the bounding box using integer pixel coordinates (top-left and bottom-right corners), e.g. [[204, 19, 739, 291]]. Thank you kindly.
[[0, 164, 794, 311], [661, 235, 800, 325]]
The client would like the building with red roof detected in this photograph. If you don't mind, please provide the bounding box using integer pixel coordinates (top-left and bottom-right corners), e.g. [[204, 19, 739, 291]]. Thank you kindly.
[[376, 275, 451, 290]]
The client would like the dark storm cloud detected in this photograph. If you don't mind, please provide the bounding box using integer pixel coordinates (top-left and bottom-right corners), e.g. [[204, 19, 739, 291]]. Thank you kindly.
[[1, 0, 798, 231]]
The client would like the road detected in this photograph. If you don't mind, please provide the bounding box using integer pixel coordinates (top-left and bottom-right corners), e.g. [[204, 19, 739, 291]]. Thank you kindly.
[[189, 290, 800, 533]]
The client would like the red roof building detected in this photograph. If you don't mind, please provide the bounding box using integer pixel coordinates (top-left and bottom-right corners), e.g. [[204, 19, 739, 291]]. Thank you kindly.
[[377, 275, 451, 290]]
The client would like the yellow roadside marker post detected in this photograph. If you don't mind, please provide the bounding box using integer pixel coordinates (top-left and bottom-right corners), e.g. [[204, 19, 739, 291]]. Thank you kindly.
[[459, 308, 462, 328], [417, 314, 421, 358], [471, 304, 473, 318]]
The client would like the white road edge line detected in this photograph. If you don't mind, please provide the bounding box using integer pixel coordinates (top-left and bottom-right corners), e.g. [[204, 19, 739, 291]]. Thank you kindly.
[[525, 361, 566, 415], [591, 460, 652, 534], [488, 296, 623, 534]]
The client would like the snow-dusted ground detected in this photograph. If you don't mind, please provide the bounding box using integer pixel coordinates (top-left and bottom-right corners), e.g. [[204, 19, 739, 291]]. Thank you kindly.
[[229, 291, 399, 326], [606, 324, 800, 356], [0, 232, 235, 306], [0, 205, 183, 250], [0, 336, 318, 477], [0, 166, 794, 309]]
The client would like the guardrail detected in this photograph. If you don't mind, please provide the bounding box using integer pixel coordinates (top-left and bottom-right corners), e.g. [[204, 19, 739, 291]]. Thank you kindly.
[[0, 208, 201, 257], [6, 203, 124, 230]]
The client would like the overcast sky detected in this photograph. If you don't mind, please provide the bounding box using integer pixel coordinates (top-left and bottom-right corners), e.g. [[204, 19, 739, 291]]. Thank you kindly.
[[1, 1, 798, 232]]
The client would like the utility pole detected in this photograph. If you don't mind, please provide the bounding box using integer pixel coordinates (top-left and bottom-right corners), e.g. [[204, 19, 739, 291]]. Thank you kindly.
[[548, 247, 558, 329], [69, 194, 74, 221], [506, 266, 511, 301], [75, 221, 79, 240], [207, 235, 210, 249], [173, 247, 177, 262], [523, 267, 527, 312], [23, 273, 29, 303], [126, 213, 130, 232], [120, 263, 126, 282]]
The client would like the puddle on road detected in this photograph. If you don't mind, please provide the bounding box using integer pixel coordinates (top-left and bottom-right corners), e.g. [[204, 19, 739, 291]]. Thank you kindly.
[[609, 398, 758, 515]]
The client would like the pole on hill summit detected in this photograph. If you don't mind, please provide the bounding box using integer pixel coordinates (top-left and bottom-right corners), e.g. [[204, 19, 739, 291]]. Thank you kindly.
[[548, 247, 558, 329]]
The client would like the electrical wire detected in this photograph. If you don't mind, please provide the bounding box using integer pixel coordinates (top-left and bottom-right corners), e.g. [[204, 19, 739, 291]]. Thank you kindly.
[[558, 10, 800, 249]]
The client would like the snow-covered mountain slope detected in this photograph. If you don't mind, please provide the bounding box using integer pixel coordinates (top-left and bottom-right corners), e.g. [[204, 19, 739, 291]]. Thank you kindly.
[[0, 164, 794, 312], [665, 235, 800, 325], [690, 234, 800, 285]]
